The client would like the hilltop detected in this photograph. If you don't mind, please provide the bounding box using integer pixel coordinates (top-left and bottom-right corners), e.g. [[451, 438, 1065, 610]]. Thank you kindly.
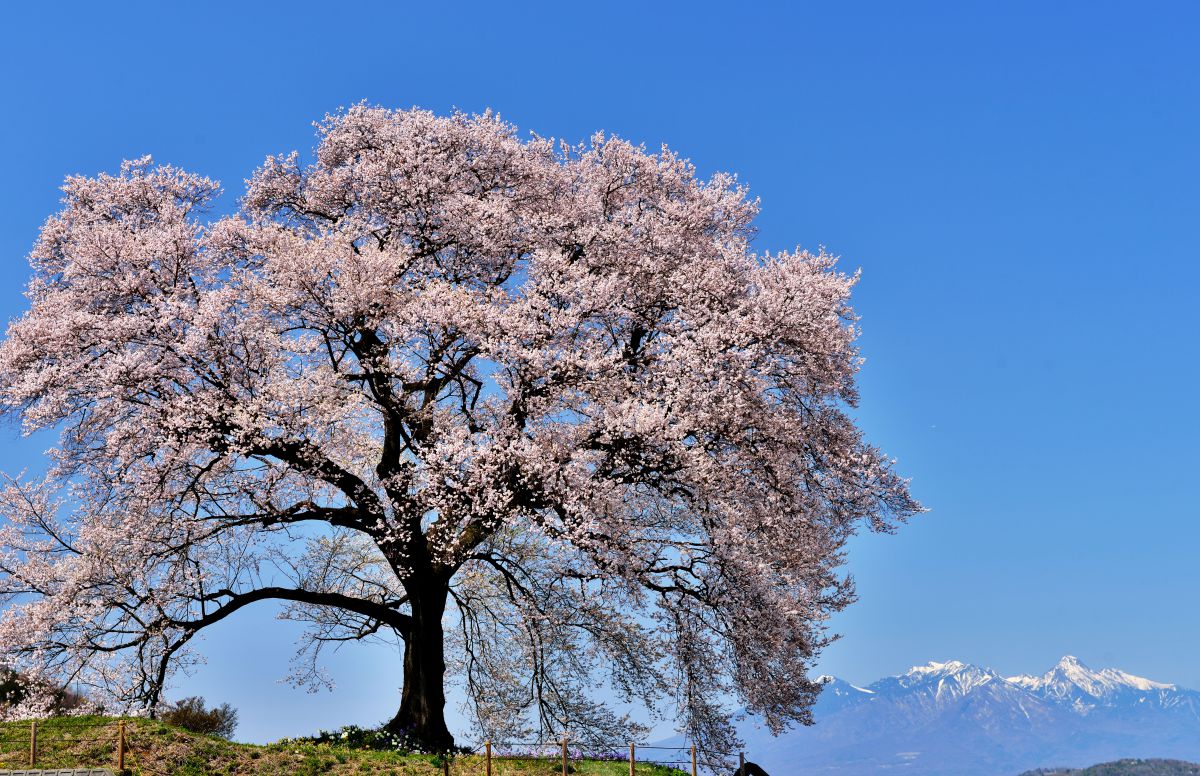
[[0, 716, 686, 776]]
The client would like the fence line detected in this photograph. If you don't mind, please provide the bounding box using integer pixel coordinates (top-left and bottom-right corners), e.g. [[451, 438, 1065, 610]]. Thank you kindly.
[[471, 736, 748, 776], [0, 720, 751, 776], [0, 717, 126, 770]]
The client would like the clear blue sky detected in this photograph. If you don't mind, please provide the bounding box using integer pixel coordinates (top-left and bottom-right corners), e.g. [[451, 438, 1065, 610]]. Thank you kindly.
[[1, 0, 1197, 744]]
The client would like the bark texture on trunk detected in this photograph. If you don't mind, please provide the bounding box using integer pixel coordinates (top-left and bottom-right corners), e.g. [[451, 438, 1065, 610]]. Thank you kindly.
[[386, 581, 455, 752]]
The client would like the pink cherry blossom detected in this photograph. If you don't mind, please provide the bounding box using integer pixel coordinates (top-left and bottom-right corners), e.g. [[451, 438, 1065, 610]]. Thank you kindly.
[[0, 106, 920, 751]]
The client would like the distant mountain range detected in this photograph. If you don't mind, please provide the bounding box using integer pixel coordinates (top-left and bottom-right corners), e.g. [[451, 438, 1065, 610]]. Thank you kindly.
[[704, 656, 1200, 776]]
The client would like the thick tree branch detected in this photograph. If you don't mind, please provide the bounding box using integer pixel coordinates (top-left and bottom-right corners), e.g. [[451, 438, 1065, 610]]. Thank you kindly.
[[174, 586, 412, 638]]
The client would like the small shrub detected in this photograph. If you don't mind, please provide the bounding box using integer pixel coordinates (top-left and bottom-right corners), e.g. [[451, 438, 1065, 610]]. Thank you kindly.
[[162, 696, 239, 739], [297, 723, 471, 755]]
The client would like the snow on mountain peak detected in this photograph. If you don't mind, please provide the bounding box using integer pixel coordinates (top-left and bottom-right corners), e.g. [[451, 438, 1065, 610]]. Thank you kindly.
[[1004, 655, 1176, 702], [1107, 669, 1176, 692], [906, 659, 970, 676], [817, 675, 875, 695], [884, 660, 1002, 700]]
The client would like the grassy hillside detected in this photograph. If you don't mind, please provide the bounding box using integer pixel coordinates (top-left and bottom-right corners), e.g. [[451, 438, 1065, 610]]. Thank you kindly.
[[0, 716, 690, 776], [1021, 759, 1200, 776]]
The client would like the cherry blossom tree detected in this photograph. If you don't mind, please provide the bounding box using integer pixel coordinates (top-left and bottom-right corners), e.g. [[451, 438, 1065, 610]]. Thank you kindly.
[[0, 106, 920, 752]]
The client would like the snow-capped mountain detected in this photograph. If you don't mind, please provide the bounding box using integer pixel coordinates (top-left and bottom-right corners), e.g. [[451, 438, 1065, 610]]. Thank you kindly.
[[870, 659, 1004, 700], [1007, 655, 1182, 712], [717, 656, 1200, 776]]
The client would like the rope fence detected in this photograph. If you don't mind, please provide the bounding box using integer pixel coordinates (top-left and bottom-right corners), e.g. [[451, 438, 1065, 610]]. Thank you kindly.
[[0, 720, 753, 776], [463, 738, 748, 776], [0, 718, 127, 771], [0, 717, 213, 776]]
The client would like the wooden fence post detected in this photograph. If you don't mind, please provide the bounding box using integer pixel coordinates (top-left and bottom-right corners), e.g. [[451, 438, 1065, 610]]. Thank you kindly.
[[629, 742, 635, 776], [690, 744, 697, 776], [739, 751, 745, 776], [561, 736, 568, 776], [28, 720, 36, 767], [118, 719, 127, 772], [485, 740, 492, 776]]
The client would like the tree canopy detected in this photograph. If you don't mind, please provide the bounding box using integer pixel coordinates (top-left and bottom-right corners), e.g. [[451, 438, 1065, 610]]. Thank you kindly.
[[0, 105, 920, 751]]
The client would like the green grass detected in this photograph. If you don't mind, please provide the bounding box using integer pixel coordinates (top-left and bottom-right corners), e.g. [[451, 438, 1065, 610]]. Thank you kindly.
[[0, 716, 689, 776]]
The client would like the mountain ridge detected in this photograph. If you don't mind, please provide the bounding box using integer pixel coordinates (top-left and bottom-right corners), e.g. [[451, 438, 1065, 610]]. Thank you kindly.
[[715, 656, 1200, 776]]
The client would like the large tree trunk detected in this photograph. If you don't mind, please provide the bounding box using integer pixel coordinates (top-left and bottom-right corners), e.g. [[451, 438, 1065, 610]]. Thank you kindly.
[[386, 580, 455, 752]]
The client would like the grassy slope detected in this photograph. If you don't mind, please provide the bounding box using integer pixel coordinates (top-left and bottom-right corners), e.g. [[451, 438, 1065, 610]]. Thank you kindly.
[[0, 716, 689, 776]]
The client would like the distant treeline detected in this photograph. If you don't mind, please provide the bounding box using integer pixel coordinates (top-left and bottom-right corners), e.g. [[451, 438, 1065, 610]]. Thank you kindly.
[[1021, 759, 1200, 776]]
